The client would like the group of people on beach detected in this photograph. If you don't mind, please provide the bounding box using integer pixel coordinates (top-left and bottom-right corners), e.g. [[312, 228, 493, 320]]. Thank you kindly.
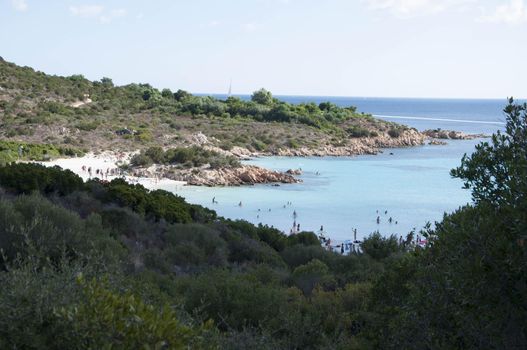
[[81, 164, 165, 185], [81, 165, 119, 180]]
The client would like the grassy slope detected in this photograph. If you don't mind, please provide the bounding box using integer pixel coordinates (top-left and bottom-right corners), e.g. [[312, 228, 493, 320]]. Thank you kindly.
[[0, 58, 413, 156]]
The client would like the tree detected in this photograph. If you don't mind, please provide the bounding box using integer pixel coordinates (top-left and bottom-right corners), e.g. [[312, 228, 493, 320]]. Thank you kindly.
[[251, 88, 273, 105], [369, 99, 527, 349], [361, 232, 401, 260], [173, 89, 191, 101], [451, 98, 527, 212], [161, 88, 173, 98], [291, 259, 335, 295], [56, 276, 215, 349], [100, 77, 114, 87]]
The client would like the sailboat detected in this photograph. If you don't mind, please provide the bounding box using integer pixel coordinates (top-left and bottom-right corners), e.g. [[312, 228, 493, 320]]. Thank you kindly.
[[227, 79, 232, 97]]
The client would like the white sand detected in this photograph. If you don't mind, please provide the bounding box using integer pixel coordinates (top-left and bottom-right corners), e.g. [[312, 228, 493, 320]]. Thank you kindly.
[[36, 152, 187, 190]]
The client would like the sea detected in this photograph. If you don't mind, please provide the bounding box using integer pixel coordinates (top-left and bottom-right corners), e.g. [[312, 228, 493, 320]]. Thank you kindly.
[[157, 96, 517, 241]]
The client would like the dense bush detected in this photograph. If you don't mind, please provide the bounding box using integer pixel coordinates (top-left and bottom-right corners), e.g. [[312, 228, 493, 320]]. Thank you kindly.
[[0, 141, 83, 164], [131, 146, 241, 169], [0, 163, 84, 195], [387, 128, 402, 138], [0, 100, 524, 349], [346, 126, 371, 138]]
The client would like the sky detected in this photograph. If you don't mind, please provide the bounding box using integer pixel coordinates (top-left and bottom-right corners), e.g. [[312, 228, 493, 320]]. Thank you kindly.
[[1, 0, 526, 98]]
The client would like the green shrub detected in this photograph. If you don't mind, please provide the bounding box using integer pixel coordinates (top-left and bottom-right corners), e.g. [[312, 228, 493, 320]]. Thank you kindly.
[[0, 163, 84, 195], [387, 128, 402, 138], [347, 126, 370, 138], [56, 276, 215, 349]]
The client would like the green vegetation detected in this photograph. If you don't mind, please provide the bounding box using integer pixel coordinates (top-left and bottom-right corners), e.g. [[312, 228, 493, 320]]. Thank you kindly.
[[1, 60, 525, 347], [131, 146, 241, 169], [0, 140, 83, 165], [0, 59, 410, 154]]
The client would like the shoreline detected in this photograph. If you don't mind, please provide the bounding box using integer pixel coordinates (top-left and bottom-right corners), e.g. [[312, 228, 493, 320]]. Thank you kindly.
[[33, 130, 483, 188]]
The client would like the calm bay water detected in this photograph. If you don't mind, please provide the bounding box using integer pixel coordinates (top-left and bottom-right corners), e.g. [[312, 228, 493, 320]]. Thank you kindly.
[[161, 97, 514, 241]]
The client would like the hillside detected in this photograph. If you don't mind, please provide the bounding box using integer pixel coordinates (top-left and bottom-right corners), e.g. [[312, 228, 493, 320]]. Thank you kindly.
[[0, 99, 525, 348], [0, 57, 424, 160]]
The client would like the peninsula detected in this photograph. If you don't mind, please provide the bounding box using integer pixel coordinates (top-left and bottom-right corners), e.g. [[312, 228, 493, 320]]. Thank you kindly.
[[2, 58, 434, 185]]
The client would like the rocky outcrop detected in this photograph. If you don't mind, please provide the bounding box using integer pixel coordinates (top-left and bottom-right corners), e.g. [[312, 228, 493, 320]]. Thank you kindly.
[[428, 139, 448, 145], [275, 129, 426, 157], [157, 165, 300, 186], [423, 129, 487, 140], [286, 168, 302, 175]]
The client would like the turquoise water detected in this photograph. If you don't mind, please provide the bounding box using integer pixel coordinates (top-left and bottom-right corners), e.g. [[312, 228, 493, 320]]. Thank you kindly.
[[158, 97, 510, 241], [157, 140, 478, 241]]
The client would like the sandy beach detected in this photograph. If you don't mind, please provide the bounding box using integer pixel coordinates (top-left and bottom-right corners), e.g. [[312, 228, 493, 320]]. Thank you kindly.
[[36, 152, 187, 191]]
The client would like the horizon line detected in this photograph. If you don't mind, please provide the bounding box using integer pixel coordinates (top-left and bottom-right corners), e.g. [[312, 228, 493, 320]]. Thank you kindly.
[[193, 92, 526, 101]]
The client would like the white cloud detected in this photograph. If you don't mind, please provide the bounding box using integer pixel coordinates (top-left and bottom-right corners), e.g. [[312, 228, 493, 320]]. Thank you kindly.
[[69, 4, 126, 23], [100, 8, 126, 23], [208, 20, 221, 27], [243, 22, 258, 32], [364, 0, 476, 18], [479, 0, 527, 24], [69, 5, 104, 18], [11, 0, 28, 12]]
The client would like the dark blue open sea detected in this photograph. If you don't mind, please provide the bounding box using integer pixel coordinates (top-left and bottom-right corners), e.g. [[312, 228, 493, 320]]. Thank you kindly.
[[160, 96, 521, 241]]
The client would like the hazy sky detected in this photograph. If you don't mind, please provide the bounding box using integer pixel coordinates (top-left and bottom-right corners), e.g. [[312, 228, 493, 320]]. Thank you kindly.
[[1, 0, 526, 98]]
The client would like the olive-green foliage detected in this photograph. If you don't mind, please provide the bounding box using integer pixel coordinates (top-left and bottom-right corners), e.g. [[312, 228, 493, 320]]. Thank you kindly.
[[451, 98, 527, 212], [0, 140, 82, 165], [100, 178, 196, 224], [131, 146, 241, 169], [0, 163, 389, 347], [0, 259, 86, 349], [56, 276, 215, 350], [361, 232, 402, 260], [0, 163, 84, 195], [291, 259, 336, 296], [346, 126, 371, 138], [2, 97, 524, 350], [175, 269, 292, 330], [367, 99, 527, 349], [0, 194, 124, 267], [251, 88, 274, 106], [0, 58, 372, 138], [387, 128, 402, 138], [0, 163, 215, 224]]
